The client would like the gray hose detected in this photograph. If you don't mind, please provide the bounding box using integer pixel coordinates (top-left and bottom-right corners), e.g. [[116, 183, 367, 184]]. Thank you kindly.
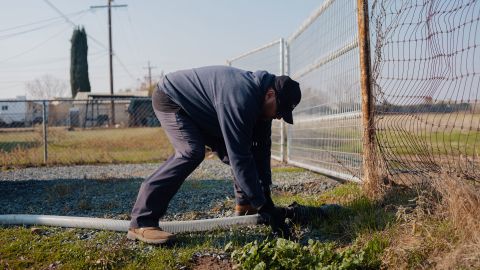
[[0, 214, 263, 233]]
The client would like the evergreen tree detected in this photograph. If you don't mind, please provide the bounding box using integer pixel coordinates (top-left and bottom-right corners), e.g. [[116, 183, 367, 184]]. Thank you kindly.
[[70, 27, 91, 98]]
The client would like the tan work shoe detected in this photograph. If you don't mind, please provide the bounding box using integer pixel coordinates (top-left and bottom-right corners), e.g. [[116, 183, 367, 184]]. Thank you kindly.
[[127, 227, 175, 244], [235, 204, 258, 216]]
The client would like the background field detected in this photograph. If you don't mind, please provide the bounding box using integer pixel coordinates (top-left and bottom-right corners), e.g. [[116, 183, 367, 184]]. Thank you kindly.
[[0, 127, 173, 169]]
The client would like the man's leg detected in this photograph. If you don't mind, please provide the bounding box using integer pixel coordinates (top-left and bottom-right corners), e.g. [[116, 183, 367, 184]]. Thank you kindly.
[[130, 109, 205, 229], [233, 153, 273, 215], [210, 142, 269, 215], [232, 175, 274, 215], [232, 171, 251, 206]]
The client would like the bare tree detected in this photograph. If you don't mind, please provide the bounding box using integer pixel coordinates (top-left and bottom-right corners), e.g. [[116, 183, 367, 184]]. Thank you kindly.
[[25, 74, 69, 100]]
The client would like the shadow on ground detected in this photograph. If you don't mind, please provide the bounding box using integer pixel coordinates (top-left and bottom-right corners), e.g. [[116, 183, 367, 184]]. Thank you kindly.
[[0, 178, 235, 220]]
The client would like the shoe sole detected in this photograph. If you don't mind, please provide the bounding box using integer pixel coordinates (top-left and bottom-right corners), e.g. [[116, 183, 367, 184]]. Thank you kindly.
[[126, 230, 174, 244]]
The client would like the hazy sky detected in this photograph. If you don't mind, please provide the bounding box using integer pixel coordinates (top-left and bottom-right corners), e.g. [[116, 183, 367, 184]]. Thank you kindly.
[[0, 1, 321, 99]]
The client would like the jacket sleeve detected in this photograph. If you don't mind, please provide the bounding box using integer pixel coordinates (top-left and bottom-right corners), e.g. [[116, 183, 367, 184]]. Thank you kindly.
[[216, 101, 266, 209], [252, 120, 272, 187]]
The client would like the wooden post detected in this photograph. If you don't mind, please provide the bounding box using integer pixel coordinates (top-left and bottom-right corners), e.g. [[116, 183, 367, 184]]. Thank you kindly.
[[357, 0, 381, 197]]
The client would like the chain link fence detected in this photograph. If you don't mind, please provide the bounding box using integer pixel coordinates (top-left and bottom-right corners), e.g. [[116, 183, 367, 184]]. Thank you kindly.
[[0, 97, 172, 168]]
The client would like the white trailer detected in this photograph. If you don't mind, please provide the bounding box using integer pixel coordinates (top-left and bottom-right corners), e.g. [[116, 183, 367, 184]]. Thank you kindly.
[[0, 96, 27, 125]]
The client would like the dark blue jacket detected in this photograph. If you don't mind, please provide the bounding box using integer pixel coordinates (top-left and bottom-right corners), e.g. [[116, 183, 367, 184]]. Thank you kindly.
[[160, 66, 275, 208]]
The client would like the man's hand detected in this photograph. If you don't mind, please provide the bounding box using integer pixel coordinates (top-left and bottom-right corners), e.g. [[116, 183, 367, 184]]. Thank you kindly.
[[258, 201, 290, 239]]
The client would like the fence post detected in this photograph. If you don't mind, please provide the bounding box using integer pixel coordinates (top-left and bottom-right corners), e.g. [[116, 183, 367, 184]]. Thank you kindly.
[[284, 39, 291, 163], [279, 38, 288, 163], [357, 0, 381, 196], [110, 98, 115, 127], [42, 100, 48, 164]]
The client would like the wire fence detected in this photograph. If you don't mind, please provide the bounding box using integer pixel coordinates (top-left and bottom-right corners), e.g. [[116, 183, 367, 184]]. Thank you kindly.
[[370, 0, 480, 183], [228, 0, 363, 181], [228, 0, 479, 184], [287, 0, 363, 182], [2, 0, 479, 185], [0, 97, 172, 168]]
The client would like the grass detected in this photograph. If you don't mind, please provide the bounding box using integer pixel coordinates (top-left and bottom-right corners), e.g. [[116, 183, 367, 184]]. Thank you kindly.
[[0, 167, 478, 269], [0, 182, 418, 269], [0, 225, 270, 269], [0, 127, 173, 169], [271, 166, 306, 173], [273, 183, 401, 243], [0, 227, 206, 269], [377, 130, 480, 156]]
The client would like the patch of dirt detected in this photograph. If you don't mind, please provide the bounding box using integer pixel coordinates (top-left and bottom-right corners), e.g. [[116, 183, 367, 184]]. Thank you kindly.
[[191, 256, 232, 270]]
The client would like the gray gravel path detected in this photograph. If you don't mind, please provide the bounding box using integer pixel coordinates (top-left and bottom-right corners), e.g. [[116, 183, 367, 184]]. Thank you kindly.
[[0, 159, 339, 221]]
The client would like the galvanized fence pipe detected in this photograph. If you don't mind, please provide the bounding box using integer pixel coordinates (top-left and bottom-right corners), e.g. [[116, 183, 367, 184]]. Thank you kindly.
[[42, 100, 48, 164], [280, 38, 288, 163]]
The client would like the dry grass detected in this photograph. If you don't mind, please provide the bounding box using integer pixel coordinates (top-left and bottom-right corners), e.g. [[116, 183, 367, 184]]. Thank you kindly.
[[0, 127, 173, 169], [432, 177, 480, 269], [380, 176, 480, 269]]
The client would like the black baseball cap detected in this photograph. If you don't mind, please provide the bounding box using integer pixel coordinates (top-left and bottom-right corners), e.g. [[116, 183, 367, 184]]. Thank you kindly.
[[274, 76, 301, 124]]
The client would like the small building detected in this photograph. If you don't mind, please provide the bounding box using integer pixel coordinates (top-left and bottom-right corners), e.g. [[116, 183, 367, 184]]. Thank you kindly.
[[0, 96, 43, 127], [73, 91, 151, 128]]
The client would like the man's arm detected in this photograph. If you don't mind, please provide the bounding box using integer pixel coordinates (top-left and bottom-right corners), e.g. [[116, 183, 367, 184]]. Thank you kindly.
[[216, 101, 266, 209], [252, 119, 272, 188], [211, 120, 272, 185]]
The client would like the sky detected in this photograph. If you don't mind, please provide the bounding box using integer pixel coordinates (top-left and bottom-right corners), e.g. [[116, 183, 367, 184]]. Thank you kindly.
[[0, 0, 321, 99]]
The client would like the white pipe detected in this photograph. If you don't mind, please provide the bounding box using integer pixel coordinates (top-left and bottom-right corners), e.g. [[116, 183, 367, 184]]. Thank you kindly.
[[0, 214, 263, 234]]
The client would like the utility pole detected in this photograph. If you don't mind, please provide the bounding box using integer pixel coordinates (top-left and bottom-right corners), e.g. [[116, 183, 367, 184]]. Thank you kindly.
[[143, 61, 157, 90], [90, 0, 127, 126]]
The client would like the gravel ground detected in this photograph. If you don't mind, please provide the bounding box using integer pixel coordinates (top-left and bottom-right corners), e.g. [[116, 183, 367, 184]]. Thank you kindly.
[[0, 159, 339, 221]]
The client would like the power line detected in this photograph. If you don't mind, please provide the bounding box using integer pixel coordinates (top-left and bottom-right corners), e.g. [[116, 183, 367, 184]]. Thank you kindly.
[[0, 9, 88, 33], [0, 49, 108, 70], [0, 11, 89, 41], [41, 0, 137, 102], [42, 0, 109, 51], [42, 0, 136, 82], [0, 25, 71, 63], [0, 20, 68, 41], [115, 56, 137, 81]]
